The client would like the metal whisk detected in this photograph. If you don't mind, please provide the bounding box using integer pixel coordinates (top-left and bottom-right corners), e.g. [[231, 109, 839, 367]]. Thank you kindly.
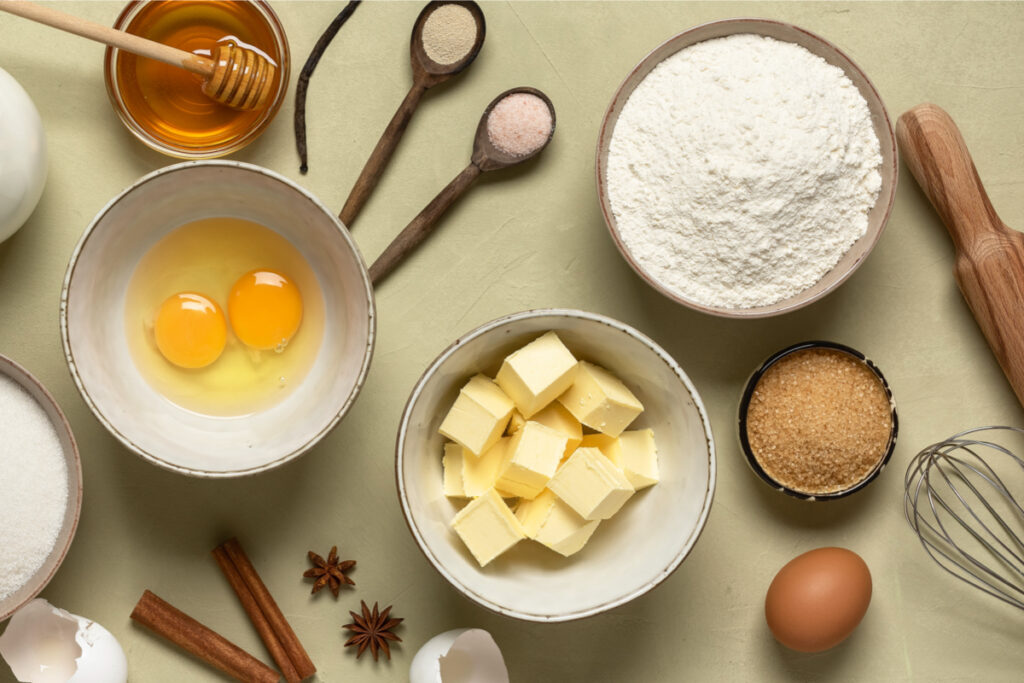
[[904, 425, 1024, 610]]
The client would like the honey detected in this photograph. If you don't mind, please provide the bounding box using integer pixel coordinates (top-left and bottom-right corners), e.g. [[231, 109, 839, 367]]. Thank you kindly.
[[106, 0, 287, 156]]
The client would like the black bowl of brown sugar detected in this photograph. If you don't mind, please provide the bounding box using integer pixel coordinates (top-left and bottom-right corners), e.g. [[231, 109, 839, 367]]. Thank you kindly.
[[737, 341, 898, 501]]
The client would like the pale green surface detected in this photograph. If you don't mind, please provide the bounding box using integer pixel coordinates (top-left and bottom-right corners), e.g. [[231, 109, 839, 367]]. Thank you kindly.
[[1, 1, 1023, 681]]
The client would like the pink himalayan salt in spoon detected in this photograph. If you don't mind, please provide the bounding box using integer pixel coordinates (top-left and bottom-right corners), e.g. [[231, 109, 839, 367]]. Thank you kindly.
[[487, 92, 553, 157], [369, 87, 555, 285]]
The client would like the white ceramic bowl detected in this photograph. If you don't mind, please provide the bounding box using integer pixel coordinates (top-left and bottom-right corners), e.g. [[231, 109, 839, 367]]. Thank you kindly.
[[396, 309, 716, 622], [61, 162, 375, 477], [0, 354, 82, 621], [596, 18, 898, 318]]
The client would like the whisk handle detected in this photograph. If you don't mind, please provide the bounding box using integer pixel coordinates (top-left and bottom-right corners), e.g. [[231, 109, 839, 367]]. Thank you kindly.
[[898, 104, 1024, 411]]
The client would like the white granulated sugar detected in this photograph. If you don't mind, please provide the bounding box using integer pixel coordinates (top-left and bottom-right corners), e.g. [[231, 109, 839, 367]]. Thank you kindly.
[[0, 374, 69, 601], [607, 34, 883, 309]]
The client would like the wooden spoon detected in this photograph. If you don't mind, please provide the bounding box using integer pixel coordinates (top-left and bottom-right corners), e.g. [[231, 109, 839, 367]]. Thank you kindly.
[[339, 1, 485, 228], [0, 0, 276, 110], [369, 87, 555, 285], [897, 103, 1024, 410]]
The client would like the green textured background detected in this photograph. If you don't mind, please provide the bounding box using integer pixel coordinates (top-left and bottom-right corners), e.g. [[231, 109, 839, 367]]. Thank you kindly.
[[2, 1, 1023, 681]]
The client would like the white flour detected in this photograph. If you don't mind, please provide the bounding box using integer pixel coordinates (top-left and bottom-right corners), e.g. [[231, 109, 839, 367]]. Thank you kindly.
[[607, 34, 882, 309], [0, 374, 69, 601]]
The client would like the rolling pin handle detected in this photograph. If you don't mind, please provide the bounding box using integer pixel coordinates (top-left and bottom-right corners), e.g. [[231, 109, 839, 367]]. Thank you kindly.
[[895, 103, 1006, 251]]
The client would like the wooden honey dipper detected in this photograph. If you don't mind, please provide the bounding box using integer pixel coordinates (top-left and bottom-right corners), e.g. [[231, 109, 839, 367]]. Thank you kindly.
[[0, 0, 275, 110]]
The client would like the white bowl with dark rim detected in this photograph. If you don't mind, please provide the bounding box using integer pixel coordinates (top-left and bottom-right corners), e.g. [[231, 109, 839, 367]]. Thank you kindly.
[[737, 341, 898, 500], [61, 161, 375, 477], [396, 309, 715, 622], [596, 18, 898, 318], [0, 355, 82, 621]]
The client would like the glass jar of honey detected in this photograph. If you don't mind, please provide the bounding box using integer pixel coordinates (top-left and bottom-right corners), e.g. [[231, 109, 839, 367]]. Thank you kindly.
[[103, 0, 289, 159]]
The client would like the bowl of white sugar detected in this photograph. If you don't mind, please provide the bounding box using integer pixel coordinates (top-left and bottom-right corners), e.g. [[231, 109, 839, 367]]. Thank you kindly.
[[0, 355, 82, 621], [597, 19, 898, 317]]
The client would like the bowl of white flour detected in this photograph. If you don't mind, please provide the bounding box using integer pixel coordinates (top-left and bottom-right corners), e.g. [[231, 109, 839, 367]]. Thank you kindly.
[[0, 355, 82, 621], [597, 19, 897, 317]]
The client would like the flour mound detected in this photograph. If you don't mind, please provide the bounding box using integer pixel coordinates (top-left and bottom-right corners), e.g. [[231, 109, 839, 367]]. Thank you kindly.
[[607, 34, 883, 309]]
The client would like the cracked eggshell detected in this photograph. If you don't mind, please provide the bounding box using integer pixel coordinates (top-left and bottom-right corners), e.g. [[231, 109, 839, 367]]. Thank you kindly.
[[0, 599, 127, 683], [0, 67, 48, 244], [410, 628, 509, 683]]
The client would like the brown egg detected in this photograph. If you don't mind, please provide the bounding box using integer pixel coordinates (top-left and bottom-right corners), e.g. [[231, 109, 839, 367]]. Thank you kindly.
[[765, 547, 872, 653]]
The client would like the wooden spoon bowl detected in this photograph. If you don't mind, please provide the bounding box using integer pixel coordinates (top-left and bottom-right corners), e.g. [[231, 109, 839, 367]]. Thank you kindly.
[[472, 86, 556, 171], [411, 0, 486, 82]]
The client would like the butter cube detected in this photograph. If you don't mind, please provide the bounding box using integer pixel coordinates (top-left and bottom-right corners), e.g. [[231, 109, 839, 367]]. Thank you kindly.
[[578, 430, 659, 490], [496, 332, 578, 418], [615, 429, 660, 489], [515, 489, 600, 557], [443, 439, 516, 498], [495, 421, 568, 499], [463, 437, 510, 498], [530, 402, 583, 459], [442, 442, 466, 497], [557, 361, 643, 437], [451, 489, 526, 567], [548, 447, 634, 520], [439, 374, 514, 456], [513, 489, 552, 538], [507, 403, 581, 459]]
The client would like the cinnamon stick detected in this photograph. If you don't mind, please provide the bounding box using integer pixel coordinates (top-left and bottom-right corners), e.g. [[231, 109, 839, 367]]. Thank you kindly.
[[130, 590, 280, 683], [213, 545, 301, 683], [217, 538, 317, 680]]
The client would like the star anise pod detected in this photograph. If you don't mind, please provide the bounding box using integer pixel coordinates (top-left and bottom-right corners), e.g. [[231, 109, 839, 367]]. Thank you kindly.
[[303, 546, 355, 597], [342, 600, 403, 661]]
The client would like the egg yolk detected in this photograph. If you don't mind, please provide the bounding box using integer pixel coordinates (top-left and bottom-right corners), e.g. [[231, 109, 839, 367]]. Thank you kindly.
[[153, 292, 227, 369], [228, 270, 303, 351]]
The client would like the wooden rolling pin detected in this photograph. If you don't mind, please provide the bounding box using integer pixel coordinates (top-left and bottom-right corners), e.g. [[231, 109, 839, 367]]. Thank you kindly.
[[0, 0, 275, 110], [897, 103, 1024, 409]]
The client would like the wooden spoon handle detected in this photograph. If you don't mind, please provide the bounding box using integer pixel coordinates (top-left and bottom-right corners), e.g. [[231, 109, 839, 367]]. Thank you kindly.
[[0, 0, 213, 76], [340, 80, 428, 228], [896, 103, 1007, 251], [369, 163, 482, 284]]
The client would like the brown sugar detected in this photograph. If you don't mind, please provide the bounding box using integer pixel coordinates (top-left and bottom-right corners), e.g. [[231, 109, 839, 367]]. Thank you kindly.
[[745, 348, 893, 495]]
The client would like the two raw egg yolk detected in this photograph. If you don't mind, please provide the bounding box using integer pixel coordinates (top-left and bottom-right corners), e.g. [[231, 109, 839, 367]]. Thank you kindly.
[[153, 270, 302, 369]]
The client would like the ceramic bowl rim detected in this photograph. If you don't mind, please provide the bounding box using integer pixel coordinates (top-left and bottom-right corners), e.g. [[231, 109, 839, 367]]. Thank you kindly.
[[736, 340, 899, 500], [0, 354, 83, 622], [594, 17, 899, 318], [394, 308, 717, 622], [59, 160, 376, 478]]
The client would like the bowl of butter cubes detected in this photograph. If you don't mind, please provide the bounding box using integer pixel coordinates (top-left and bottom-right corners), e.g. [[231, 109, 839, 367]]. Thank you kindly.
[[396, 308, 716, 621]]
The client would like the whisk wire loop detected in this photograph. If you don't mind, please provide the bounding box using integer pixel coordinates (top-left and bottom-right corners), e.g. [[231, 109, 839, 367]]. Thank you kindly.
[[904, 426, 1024, 611], [933, 447, 1024, 563], [913, 459, 1021, 601]]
